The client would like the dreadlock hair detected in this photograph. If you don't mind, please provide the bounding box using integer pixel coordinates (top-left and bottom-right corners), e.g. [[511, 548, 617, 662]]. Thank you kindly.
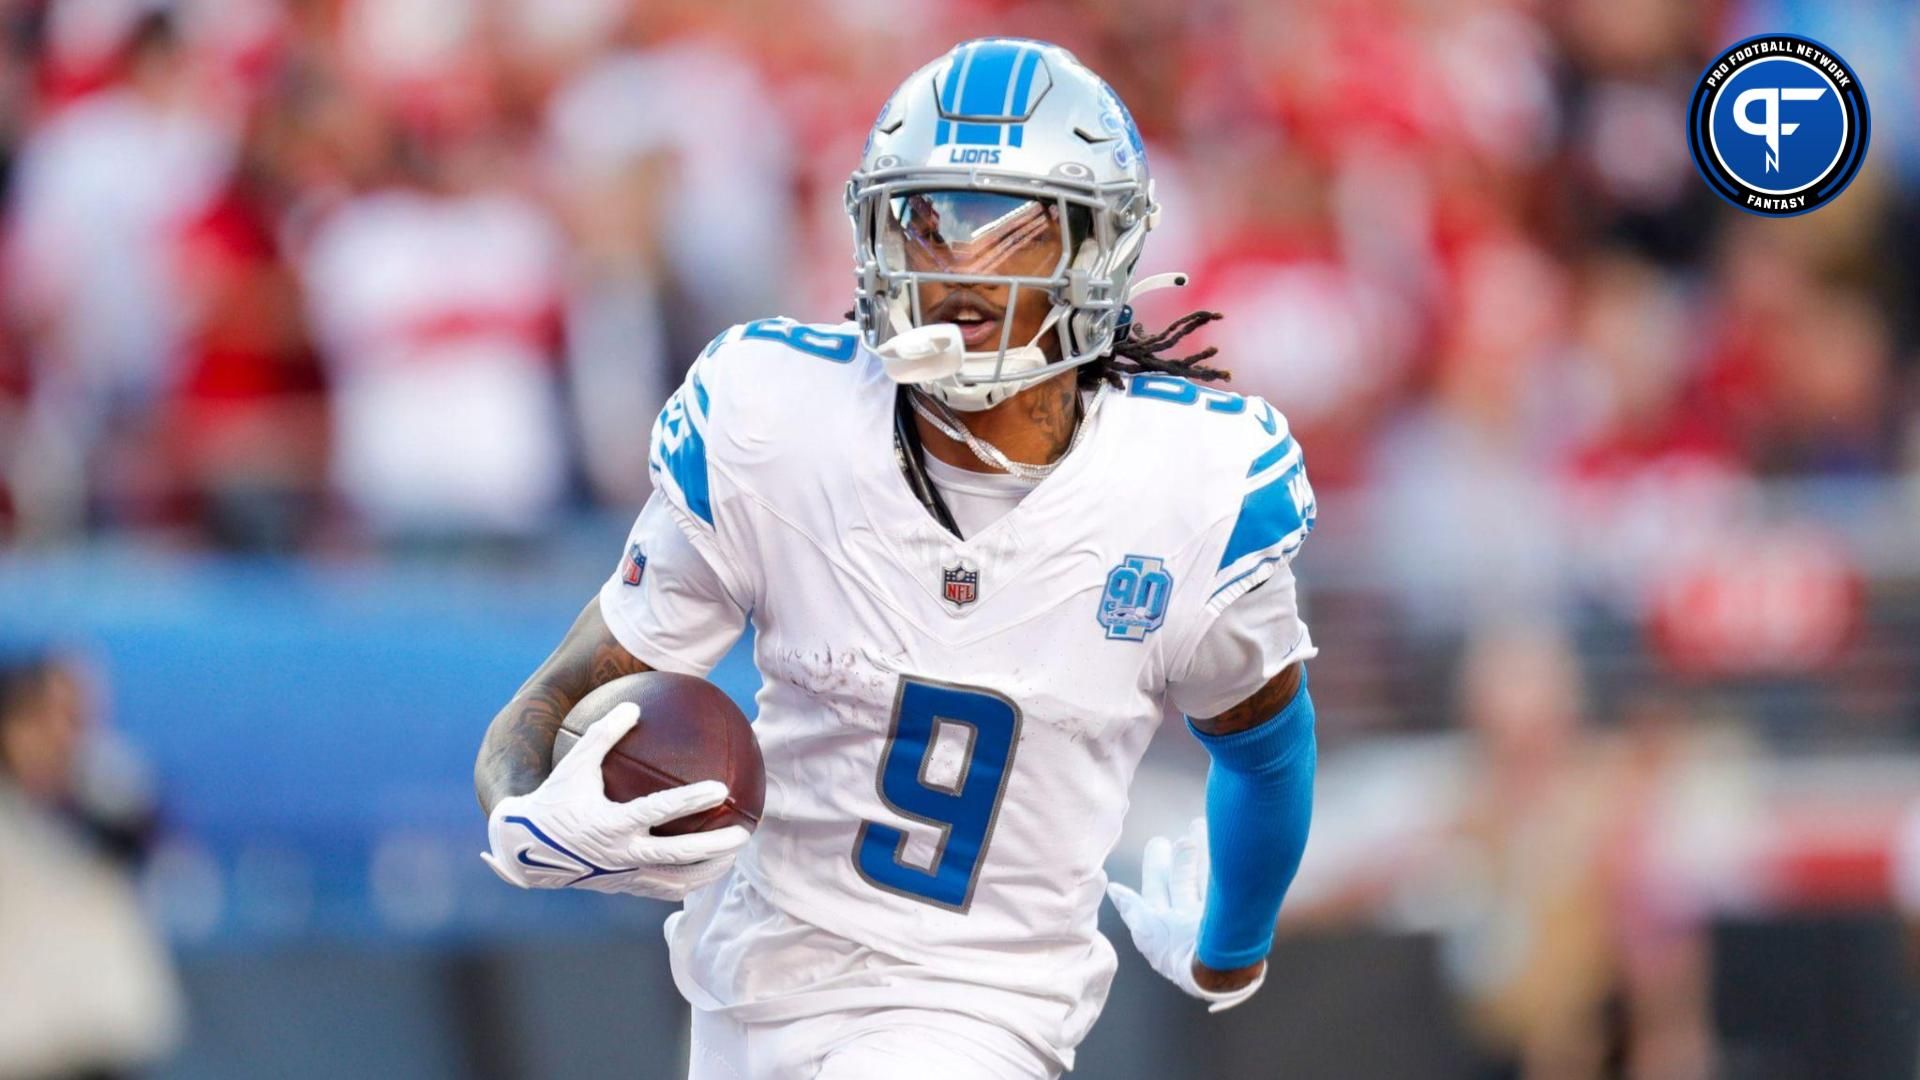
[[1078, 307, 1228, 390]]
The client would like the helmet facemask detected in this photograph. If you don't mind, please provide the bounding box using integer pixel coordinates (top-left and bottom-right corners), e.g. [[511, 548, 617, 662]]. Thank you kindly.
[[850, 169, 1150, 411]]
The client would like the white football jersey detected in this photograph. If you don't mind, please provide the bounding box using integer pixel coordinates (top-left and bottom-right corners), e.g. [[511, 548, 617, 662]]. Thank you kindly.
[[599, 318, 1316, 1064]]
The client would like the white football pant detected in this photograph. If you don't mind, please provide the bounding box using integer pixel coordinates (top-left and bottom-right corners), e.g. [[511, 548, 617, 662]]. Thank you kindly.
[[688, 1004, 1059, 1079]]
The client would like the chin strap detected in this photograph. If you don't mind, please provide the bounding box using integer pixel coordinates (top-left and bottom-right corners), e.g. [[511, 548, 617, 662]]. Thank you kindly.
[[874, 270, 1192, 405], [907, 382, 1108, 482], [875, 305, 1064, 392]]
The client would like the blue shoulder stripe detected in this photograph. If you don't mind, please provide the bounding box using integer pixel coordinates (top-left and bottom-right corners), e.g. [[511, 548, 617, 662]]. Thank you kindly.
[[1246, 435, 1295, 477], [1218, 462, 1311, 570], [653, 394, 713, 525]]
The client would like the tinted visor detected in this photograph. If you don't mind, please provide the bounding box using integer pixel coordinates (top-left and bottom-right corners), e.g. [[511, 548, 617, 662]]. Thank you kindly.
[[878, 190, 1068, 277]]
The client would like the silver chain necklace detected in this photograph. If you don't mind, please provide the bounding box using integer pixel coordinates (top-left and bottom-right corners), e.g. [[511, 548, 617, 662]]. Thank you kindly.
[[908, 383, 1107, 481]]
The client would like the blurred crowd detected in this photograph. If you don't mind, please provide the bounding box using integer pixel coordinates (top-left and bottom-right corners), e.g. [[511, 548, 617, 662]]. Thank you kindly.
[[0, 0, 1915, 555], [0, 649, 177, 1079]]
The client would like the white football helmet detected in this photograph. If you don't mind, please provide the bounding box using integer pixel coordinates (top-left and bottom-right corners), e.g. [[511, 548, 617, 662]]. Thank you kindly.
[[848, 38, 1180, 411]]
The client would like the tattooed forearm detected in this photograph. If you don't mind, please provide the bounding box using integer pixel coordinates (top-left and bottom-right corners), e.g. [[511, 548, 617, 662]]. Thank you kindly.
[[474, 598, 651, 813], [1191, 661, 1303, 737]]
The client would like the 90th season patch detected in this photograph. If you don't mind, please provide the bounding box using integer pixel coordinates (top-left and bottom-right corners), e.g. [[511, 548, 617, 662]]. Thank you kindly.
[[1687, 34, 1869, 218]]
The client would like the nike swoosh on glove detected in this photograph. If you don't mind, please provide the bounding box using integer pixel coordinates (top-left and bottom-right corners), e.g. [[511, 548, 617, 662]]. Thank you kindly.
[[482, 702, 749, 901], [1108, 817, 1266, 1013]]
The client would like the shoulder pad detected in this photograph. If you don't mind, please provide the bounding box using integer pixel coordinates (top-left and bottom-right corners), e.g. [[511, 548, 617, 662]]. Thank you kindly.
[[1104, 373, 1316, 607], [650, 317, 868, 526]]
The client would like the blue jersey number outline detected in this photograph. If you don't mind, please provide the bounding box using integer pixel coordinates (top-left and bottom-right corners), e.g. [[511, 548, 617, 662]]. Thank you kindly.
[[853, 677, 1022, 912], [742, 318, 858, 363], [1127, 372, 1245, 414]]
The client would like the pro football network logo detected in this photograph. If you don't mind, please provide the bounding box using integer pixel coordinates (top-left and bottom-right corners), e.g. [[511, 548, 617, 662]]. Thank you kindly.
[[942, 564, 979, 607], [1687, 34, 1869, 217], [622, 543, 647, 587], [1098, 555, 1172, 642]]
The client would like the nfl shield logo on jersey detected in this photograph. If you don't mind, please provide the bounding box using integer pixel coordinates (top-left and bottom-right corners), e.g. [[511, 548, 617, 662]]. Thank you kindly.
[[1098, 554, 1173, 642], [942, 564, 980, 607], [622, 542, 647, 587]]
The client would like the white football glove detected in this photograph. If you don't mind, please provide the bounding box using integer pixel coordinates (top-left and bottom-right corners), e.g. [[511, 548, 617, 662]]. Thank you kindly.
[[482, 703, 749, 901], [1107, 817, 1266, 1013]]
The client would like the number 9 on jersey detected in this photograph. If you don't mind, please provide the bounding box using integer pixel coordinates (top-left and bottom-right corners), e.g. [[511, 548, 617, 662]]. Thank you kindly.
[[853, 678, 1021, 912]]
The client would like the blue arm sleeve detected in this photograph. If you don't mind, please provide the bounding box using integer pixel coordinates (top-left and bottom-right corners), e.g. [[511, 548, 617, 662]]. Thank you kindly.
[[1189, 666, 1316, 970]]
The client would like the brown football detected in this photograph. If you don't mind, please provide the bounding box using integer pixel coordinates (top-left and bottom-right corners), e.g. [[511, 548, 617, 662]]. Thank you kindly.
[[554, 671, 764, 836]]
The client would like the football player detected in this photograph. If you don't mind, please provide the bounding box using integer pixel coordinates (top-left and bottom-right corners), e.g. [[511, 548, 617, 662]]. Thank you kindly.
[[476, 38, 1318, 1079]]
